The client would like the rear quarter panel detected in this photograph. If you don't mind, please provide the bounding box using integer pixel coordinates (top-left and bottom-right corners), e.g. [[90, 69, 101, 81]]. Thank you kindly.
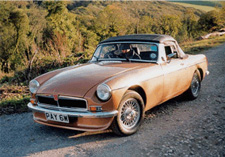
[[185, 54, 208, 85]]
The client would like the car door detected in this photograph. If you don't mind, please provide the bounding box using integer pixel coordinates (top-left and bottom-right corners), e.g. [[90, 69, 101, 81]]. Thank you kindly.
[[160, 42, 188, 101]]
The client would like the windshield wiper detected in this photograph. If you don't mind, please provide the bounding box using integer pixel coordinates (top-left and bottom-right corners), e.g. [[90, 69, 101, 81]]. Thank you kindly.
[[124, 54, 130, 62], [125, 57, 130, 62], [129, 59, 157, 63]]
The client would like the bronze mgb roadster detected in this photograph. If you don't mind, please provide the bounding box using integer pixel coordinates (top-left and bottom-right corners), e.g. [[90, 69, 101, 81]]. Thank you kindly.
[[28, 34, 209, 135]]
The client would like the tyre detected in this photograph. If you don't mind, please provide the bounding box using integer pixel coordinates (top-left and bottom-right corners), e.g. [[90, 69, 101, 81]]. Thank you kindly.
[[185, 70, 201, 100], [111, 90, 144, 136]]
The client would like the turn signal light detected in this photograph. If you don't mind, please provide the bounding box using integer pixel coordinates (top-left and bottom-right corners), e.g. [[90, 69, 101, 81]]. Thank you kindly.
[[90, 106, 102, 112], [30, 98, 36, 104]]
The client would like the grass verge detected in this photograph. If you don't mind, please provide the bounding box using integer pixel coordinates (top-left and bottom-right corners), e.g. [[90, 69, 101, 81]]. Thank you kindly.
[[181, 35, 225, 54], [0, 96, 30, 116], [0, 85, 30, 115]]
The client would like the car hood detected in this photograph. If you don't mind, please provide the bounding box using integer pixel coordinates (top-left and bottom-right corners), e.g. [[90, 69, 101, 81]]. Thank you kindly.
[[37, 62, 144, 97]]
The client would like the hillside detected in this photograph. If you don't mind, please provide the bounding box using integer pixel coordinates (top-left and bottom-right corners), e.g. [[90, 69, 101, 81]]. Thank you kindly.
[[0, 1, 223, 79], [73, 1, 204, 19]]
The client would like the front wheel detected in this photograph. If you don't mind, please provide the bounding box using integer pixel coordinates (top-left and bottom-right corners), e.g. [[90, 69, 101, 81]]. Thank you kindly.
[[111, 90, 144, 136], [185, 71, 201, 100]]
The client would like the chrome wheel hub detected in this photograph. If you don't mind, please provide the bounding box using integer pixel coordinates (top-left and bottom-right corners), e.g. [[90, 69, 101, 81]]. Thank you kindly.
[[125, 108, 135, 120], [191, 74, 199, 95], [119, 98, 140, 129]]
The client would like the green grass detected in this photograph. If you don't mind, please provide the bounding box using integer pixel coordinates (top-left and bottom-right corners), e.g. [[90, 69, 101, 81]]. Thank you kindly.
[[0, 95, 30, 115], [170, 0, 221, 7], [0, 85, 30, 115], [171, 2, 216, 12], [181, 35, 225, 54]]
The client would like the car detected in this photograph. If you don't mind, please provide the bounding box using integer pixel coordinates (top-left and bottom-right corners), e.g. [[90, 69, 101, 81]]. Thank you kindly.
[[28, 34, 209, 136]]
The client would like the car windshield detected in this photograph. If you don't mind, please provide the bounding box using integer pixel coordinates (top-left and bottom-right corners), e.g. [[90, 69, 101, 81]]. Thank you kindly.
[[91, 43, 158, 62]]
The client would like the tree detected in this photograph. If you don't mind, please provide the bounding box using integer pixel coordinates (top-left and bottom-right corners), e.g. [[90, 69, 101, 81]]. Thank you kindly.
[[80, 27, 99, 54], [42, 1, 80, 59], [154, 15, 182, 38], [25, 3, 47, 80], [198, 10, 224, 32], [0, 2, 29, 72], [94, 5, 129, 40], [183, 9, 198, 39], [138, 16, 154, 34]]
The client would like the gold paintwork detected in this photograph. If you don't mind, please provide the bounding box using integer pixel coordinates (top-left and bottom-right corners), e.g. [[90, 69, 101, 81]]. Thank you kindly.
[[28, 36, 208, 132]]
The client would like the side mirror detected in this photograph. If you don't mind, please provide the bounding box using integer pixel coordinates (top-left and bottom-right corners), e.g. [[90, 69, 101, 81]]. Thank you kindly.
[[167, 53, 176, 63], [167, 53, 176, 58]]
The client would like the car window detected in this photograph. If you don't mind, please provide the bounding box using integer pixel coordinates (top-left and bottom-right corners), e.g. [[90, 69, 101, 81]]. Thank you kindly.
[[91, 46, 101, 61], [100, 45, 117, 57], [92, 43, 158, 62], [164, 43, 178, 58], [165, 46, 172, 55]]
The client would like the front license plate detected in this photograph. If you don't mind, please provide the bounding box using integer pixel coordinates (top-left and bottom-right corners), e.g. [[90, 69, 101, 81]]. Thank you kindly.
[[45, 112, 69, 123]]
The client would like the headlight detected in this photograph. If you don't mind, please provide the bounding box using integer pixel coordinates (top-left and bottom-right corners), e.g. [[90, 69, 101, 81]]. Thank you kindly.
[[29, 79, 40, 94], [96, 84, 111, 101]]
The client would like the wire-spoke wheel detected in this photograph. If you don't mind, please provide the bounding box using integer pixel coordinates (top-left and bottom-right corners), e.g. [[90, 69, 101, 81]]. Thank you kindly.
[[119, 98, 141, 130], [191, 73, 200, 96], [185, 70, 201, 100], [111, 90, 144, 136]]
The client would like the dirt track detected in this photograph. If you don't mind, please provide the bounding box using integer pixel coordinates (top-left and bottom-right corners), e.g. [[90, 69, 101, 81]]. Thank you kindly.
[[0, 44, 225, 157]]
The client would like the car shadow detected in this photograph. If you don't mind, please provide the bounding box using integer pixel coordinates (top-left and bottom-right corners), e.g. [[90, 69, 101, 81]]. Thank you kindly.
[[15, 124, 121, 156], [38, 125, 118, 139], [144, 93, 191, 120]]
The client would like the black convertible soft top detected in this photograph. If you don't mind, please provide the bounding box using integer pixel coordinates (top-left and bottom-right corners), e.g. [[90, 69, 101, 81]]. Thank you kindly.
[[99, 34, 176, 44]]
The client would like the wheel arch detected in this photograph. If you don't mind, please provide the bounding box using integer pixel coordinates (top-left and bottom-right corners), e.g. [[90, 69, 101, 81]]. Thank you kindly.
[[127, 85, 147, 106], [197, 68, 203, 81]]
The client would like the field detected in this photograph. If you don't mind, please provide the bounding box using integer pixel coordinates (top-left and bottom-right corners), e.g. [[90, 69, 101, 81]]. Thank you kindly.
[[171, 2, 215, 12]]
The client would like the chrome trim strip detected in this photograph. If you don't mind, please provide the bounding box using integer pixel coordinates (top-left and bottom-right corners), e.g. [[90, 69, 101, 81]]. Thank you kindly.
[[28, 103, 118, 118], [36, 94, 53, 97], [99, 41, 159, 45], [59, 95, 88, 102], [98, 58, 157, 63], [38, 103, 87, 112], [36, 94, 88, 111]]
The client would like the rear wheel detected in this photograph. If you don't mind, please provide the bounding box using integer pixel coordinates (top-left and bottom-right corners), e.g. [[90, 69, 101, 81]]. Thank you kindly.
[[185, 71, 201, 100], [111, 90, 144, 136]]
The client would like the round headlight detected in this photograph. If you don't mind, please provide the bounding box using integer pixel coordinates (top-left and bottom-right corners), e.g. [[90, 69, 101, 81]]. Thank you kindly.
[[96, 84, 111, 101], [29, 79, 40, 94]]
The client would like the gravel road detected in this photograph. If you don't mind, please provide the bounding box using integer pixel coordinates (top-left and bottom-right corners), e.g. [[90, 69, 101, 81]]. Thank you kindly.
[[0, 44, 225, 157]]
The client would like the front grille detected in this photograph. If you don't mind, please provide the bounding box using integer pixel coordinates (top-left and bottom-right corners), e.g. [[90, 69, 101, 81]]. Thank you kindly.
[[37, 96, 58, 106], [59, 98, 86, 109], [37, 95, 87, 110]]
